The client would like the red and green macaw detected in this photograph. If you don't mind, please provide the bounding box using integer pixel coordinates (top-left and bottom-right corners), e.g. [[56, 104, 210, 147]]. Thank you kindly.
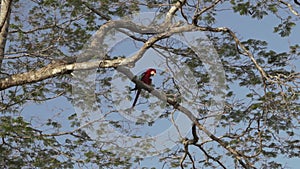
[[131, 68, 156, 108]]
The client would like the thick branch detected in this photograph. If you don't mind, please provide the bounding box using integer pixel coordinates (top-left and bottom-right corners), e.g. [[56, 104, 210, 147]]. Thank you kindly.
[[165, 0, 186, 25], [0, 58, 125, 90], [0, 0, 12, 30], [0, 0, 12, 69]]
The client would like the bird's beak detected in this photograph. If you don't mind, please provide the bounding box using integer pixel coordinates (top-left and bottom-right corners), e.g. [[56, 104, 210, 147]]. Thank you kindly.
[[151, 71, 156, 76]]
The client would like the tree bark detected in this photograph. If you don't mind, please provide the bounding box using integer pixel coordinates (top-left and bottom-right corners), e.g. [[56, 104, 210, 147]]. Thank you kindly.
[[0, 0, 12, 70]]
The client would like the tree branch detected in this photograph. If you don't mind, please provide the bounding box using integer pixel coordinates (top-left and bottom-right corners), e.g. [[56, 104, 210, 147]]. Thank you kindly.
[[194, 26, 270, 84], [0, 0, 12, 30], [165, 0, 187, 25], [0, 58, 125, 90], [279, 0, 300, 16], [196, 144, 227, 169], [116, 66, 256, 169], [180, 139, 195, 169], [192, 0, 222, 25], [81, 1, 111, 21], [0, 0, 12, 68]]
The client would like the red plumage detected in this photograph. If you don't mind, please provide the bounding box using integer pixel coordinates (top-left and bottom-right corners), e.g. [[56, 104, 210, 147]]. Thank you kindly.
[[131, 68, 156, 108]]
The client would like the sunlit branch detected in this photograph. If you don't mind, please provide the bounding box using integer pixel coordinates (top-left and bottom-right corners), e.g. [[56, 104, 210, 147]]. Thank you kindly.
[[0, 0, 12, 30], [0, 0, 12, 69], [279, 0, 300, 16], [165, 0, 187, 25]]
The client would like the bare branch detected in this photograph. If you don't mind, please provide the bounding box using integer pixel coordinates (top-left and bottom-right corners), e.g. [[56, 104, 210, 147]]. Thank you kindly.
[[0, 0, 12, 30], [196, 144, 227, 169], [165, 0, 187, 25], [81, 1, 111, 21], [192, 0, 222, 25], [0, 58, 125, 90], [180, 138, 196, 169], [279, 0, 300, 16], [0, 0, 12, 68]]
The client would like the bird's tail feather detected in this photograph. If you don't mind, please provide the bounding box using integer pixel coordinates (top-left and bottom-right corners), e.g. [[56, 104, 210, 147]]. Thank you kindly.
[[132, 89, 141, 108], [130, 87, 137, 91]]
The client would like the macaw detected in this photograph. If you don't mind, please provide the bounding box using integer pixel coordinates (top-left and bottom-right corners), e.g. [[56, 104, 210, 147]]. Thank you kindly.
[[131, 68, 156, 108]]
